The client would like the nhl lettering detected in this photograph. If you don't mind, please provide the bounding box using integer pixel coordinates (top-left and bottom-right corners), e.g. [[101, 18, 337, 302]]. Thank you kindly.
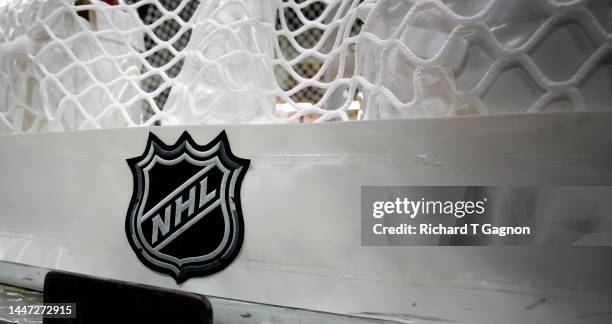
[[147, 173, 218, 246]]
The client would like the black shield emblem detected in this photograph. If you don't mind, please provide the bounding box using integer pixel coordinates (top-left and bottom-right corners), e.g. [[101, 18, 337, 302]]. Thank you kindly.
[[125, 130, 249, 283]]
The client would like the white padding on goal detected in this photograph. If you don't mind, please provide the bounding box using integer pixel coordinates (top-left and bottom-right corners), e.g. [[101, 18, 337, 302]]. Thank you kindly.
[[0, 113, 611, 322]]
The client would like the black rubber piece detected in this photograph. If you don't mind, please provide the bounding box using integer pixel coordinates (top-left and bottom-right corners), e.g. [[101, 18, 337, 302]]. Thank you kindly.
[[43, 271, 212, 324]]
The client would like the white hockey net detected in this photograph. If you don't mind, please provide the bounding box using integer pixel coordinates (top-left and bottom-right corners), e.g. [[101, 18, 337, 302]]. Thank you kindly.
[[0, 0, 610, 133]]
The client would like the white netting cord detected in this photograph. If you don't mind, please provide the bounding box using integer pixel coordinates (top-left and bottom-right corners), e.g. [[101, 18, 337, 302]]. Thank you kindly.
[[0, 0, 147, 133], [0, 0, 611, 134], [164, 0, 364, 124], [162, 0, 278, 125], [271, 0, 364, 122], [358, 0, 612, 118]]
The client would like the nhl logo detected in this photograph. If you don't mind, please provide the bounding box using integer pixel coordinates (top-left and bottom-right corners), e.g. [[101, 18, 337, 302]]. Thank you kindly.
[[125, 130, 249, 282]]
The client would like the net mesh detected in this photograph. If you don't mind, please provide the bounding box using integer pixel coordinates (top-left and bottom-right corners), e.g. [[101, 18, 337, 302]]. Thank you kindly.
[[0, 0, 610, 133]]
